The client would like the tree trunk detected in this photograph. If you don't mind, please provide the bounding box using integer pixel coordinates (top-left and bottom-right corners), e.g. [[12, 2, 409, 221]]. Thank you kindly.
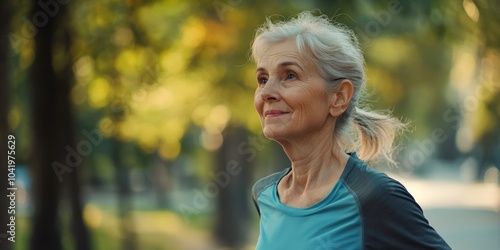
[[68, 163, 91, 250], [0, 0, 13, 248], [214, 126, 252, 249], [29, 3, 63, 248], [151, 152, 170, 209], [112, 139, 137, 250], [29, 1, 90, 249], [60, 22, 92, 250]]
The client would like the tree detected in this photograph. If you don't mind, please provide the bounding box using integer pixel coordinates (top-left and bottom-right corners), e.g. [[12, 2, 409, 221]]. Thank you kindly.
[[29, 0, 90, 249], [213, 126, 252, 248], [0, 0, 13, 249]]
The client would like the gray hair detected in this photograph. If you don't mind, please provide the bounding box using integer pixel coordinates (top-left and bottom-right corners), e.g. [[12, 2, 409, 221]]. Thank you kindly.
[[251, 11, 406, 165]]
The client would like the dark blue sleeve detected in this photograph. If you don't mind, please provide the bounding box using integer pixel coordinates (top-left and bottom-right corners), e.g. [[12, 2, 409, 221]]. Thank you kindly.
[[344, 162, 452, 250]]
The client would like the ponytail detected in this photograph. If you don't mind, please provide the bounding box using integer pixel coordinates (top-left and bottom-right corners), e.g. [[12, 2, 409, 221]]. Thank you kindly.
[[350, 107, 407, 165]]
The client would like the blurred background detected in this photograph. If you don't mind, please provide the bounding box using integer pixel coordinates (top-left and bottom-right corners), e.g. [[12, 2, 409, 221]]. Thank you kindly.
[[0, 0, 499, 249]]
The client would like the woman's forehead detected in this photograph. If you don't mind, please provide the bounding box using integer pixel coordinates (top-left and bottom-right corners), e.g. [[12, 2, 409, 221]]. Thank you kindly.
[[256, 40, 311, 70]]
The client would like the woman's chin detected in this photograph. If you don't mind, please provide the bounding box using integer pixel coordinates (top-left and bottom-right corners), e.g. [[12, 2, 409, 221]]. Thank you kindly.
[[262, 130, 275, 139], [262, 127, 287, 141]]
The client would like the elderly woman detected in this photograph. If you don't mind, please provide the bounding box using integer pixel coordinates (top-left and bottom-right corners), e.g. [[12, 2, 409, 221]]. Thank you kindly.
[[251, 12, 451, 249]]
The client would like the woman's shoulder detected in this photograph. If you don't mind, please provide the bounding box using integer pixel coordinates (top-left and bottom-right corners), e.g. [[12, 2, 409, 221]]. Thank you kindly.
[[344, 155, 451, 249], [252, 168, 290, 200], [251, 168, 290, 216], [342, 154, 417, 209]]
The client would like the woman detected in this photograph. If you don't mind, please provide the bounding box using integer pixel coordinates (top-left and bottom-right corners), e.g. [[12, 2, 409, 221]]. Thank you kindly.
[[251, 11, 451, 249]]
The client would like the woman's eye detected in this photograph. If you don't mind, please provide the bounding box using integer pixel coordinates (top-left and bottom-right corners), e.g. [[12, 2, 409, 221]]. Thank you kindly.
[[286, 73, 297, 80], [258, 77, 268, 85]]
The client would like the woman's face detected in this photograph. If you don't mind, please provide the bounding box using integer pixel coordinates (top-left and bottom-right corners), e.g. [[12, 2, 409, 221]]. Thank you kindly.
[[254, 39, 334, 142]]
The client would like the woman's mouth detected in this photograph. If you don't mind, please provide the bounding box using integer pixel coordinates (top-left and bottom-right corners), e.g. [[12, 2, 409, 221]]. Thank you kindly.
[[264, 110, 290, 117]]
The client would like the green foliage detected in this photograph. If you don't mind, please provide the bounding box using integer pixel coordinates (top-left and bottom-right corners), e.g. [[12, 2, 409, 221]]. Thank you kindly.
[[5, 0, 498, 169]]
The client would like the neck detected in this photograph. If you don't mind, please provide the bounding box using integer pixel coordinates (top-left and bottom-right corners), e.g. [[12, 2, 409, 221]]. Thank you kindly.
[[277, 127, 348, 192]]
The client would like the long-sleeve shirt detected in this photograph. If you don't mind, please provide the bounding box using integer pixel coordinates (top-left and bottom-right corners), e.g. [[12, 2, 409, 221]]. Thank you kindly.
[[252, 153, 451, 250]]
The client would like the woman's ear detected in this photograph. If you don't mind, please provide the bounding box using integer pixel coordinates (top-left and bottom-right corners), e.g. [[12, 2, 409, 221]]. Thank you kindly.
[[329, 80, 354, 117]]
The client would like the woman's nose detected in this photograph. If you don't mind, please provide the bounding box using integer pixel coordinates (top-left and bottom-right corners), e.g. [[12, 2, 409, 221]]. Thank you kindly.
[[260, 79, 280, 102]]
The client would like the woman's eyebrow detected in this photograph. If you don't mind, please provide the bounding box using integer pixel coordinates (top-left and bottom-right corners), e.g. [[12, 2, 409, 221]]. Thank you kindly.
[[256, 67, 266, 73], [277, 61, 304, 71], [256, 61, 304, 73]]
